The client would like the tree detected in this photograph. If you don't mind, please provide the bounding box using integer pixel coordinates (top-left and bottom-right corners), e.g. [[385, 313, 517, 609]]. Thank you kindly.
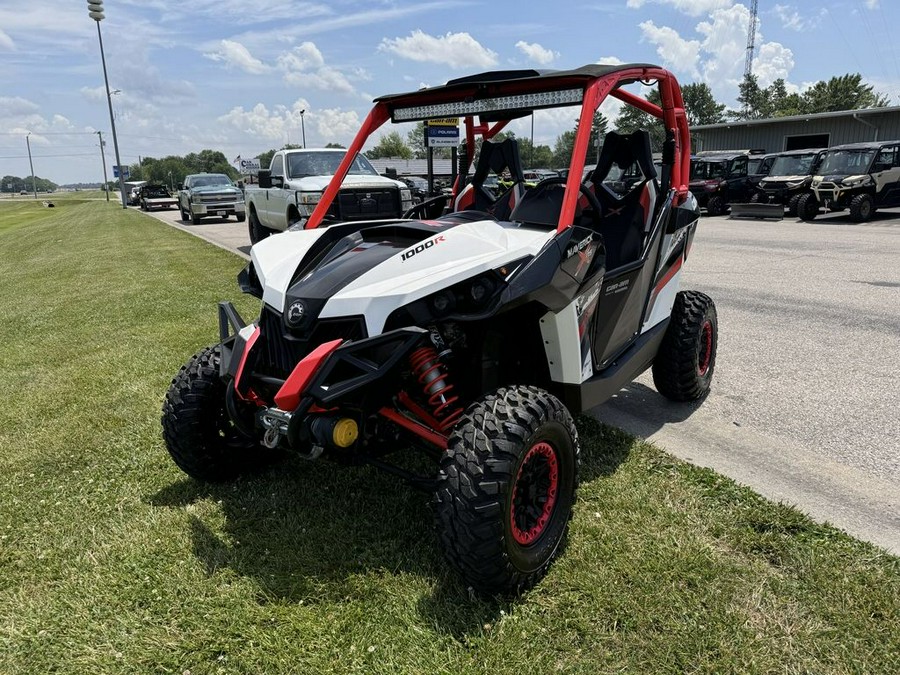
[[324, 142, 346, 149], [365, 131, 412, 159], [768, 79, 805, 118], [802, 73, 890, 113], [517, 137, 553, 169], [681, 83, 726, 126], [729, 73, 770, 120]]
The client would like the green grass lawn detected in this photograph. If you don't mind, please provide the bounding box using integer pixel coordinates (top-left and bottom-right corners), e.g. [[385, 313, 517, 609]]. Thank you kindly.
[[1, 200, 898, 674]]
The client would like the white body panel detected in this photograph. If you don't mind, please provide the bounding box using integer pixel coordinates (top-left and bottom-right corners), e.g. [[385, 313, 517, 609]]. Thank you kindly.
[[251, 219, 555, 336], [539, 301, 583, 385], [320, 220, 554, 335], [643, 267, 682, 332]]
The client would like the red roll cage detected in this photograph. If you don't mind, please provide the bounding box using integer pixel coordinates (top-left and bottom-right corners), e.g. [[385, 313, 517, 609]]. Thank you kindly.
[[305, 63, 690, 233]]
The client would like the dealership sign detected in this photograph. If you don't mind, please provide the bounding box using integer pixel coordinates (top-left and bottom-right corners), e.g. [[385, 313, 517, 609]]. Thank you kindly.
[[238, 158, 261, 175], [425, 118, 459, 148]]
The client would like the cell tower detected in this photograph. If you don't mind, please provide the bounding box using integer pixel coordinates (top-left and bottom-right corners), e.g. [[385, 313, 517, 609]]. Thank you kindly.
[[744, 0, 759, 80]]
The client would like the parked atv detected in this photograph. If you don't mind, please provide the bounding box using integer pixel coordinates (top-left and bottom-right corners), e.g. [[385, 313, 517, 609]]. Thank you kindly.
[[162, 63, 717, 595], [690, 150, 768, 216], [797, 141, 900, 222], [753, 148, 825, 216]]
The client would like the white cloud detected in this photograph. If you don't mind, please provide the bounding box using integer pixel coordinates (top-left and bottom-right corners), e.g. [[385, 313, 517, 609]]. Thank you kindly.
[[204, 40, 269, 75], [773, 4, 825, 31], [0, 96, 40, 117], [515, 40, 558, 65], [0, 28, 14, 50], [626, 0, 732, 17], [752, 42, 795, 87], [276, 42, 355, 95], [378, 30, 498, 69], [596, 56, 626, 66], [638, 21, 702, 78], [865, 0, 879, 8], [217, 99, 360, 148]]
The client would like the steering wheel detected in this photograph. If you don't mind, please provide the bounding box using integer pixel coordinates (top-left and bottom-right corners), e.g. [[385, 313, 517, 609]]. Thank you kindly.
[[523, 177, 603, 229]]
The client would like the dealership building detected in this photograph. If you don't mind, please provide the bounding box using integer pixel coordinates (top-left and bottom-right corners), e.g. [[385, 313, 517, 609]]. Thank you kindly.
[[690, 106, 900, 153]]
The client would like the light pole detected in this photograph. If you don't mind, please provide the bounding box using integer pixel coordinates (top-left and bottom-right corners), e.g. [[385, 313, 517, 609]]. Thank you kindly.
[[300, 109, 307, 148], [167, 171, 173, 192], [96, 130, 109, 201], [87, 0, 127, 209], [25, 133, 37, 198]]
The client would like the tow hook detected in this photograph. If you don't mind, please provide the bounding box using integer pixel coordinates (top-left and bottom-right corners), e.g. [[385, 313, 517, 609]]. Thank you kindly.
[[260, 408, 292, 449]]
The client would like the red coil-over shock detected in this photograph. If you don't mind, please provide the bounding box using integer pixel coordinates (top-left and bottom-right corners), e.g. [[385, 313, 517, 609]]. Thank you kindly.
[[408, 346, 463, 432]]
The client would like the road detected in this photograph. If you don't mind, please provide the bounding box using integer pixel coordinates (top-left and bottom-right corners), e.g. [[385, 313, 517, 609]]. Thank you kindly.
[[143, 205, 900, 554]]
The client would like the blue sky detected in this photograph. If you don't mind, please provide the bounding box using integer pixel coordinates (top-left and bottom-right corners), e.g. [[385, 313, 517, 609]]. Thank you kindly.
[[2, 0, 898, 184]]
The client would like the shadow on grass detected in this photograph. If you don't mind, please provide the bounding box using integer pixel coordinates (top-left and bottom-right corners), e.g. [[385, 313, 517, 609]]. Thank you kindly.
[[147, 415, 631, 636]]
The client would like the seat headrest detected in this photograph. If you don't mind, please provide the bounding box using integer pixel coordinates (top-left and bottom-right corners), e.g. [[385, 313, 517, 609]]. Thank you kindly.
[[472, 138, 525, 184], [593, 130, 657, 184]]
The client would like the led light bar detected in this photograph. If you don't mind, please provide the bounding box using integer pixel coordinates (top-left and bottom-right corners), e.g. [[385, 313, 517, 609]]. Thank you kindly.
[[392, 88, 584, 122]]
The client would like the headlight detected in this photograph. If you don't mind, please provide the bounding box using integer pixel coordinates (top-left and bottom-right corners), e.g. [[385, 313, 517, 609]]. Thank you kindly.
[[299, 191, 322, 205], [785, 179, 808, 189], [842, 176, 871, 187], [400, 187, 413, 206]]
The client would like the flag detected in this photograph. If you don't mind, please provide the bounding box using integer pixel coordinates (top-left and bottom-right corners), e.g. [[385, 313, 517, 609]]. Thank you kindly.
[[233, 154, 241, 164]]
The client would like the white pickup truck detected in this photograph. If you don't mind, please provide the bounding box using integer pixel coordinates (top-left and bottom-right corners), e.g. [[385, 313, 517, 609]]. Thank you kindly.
[[244, 148, 413, 243]]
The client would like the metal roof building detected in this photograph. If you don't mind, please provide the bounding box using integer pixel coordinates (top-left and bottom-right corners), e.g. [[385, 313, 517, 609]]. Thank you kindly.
[[690, 106, 900, 154]]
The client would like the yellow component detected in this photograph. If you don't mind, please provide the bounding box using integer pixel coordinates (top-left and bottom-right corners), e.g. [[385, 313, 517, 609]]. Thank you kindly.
[[332, 418, 359, 448]]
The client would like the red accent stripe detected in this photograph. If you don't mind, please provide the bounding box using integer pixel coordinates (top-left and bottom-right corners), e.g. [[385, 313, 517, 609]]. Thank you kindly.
[[233, 327, 260, 401], [651, 254, 683, 301], [274, 338, 343, 411], [378, 407, 448, 449]]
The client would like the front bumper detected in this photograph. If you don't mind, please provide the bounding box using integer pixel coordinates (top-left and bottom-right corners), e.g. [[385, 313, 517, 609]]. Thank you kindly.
[[811, 182, 857, 208], [190, 201, 246, 216]]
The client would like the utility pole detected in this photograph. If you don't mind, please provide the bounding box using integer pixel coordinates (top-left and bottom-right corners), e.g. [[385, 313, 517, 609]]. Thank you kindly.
[[97, 130, 110, 202], [300, 109, 307, 148], [88, 0, 128, 209], [744, 0, 759, 82], [26, 133, 37, 199]]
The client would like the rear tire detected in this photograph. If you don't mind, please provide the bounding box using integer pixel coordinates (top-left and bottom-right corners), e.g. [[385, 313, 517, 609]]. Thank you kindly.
[[652, 290, 718, 402], [849, 193, 874, 222], [797, 193, 819, 221], [706, 195, 726, 216], [433, 385, 579, 596], [161, 345, 275, 482]]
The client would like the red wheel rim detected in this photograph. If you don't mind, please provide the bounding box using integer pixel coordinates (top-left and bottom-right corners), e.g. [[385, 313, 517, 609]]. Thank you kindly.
[[698, 319, 713, 377], [510, 442, 559, 546]]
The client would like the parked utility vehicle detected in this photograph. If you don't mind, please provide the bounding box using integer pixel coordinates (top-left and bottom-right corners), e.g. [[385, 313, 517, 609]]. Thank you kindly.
[[753, 148, 825, 216], [244, 149, 413, 244], [690, 150, 768, 216], [162, 63, 717, 595], [797, 141, 900, 222]]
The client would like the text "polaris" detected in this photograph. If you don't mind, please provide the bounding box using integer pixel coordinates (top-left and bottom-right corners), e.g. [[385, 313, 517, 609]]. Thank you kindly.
[[401, 235, 445, 262]]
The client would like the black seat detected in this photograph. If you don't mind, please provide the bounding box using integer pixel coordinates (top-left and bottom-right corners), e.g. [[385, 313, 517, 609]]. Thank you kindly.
[[590, 131, 659, 270], [454, 138, 527, 220]]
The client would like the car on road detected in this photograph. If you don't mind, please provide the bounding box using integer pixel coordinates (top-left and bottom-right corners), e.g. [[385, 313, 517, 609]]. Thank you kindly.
[[243, 149, 412, 243], [798, 141, 900, 222], [138, 184, 178, 211], [178, 173, 246, 225]]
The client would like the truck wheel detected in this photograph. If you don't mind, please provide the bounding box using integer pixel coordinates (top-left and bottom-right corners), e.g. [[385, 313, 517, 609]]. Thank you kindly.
[[652, 290, 717, 402], [433, 385, 579, 596], [849, 193, 875, 222], [787, 193, 803, 217], [236, 213, 246, 223], [161, 345, 275, 482], [796, 193, 819, 221], [248, 209, 275, 244], [190, 206, 202, 225], [706, 195, 726, 216], [179, 204, 189, 222]]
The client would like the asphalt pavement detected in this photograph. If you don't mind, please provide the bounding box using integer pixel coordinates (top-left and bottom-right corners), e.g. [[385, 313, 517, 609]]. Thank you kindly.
[[143, 205, 900, 554]]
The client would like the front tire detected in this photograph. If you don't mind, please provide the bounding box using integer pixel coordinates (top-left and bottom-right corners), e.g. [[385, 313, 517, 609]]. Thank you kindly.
[[248, 208, 275, 244], [236, 213, 246, 223], [849, 193, 874, 222], [190, 205, 201, 225], [787, 193, 803, 217], [433, 385, 579, 596], [797, 192, 819, 221], [161, 345, 274, 482], [652, 290, 718, 402]]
